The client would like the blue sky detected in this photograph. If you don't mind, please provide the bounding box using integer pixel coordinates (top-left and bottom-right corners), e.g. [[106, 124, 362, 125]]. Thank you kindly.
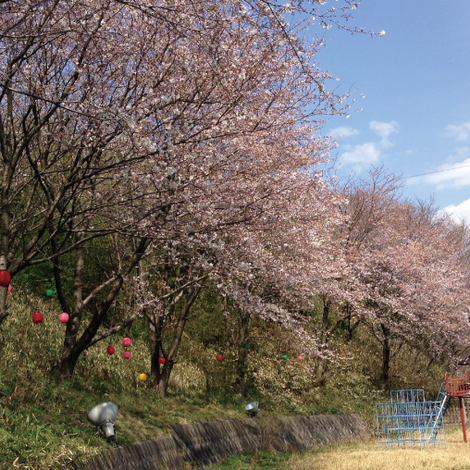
[[314, 0, 470, 222]]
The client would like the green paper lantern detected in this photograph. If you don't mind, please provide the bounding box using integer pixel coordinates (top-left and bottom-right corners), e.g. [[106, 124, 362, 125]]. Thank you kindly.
[[46, 289, 55, 297], [282, 354, 288, 360]]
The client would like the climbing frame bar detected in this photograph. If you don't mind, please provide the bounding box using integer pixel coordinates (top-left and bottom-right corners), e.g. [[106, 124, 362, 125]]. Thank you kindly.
[[375, 387, 447, 449]]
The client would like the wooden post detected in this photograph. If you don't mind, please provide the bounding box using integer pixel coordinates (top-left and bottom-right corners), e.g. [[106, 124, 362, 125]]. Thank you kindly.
[[459, 397, 467, 443]]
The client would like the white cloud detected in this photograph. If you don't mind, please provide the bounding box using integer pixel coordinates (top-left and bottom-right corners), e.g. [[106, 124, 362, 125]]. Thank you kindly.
[[445, 122, 470, 141], [341, 142, 381, 165], [339, 120, 399, 168], [369, 120, 399, 146], [443, 198, 470, 223], [328, 126, 359, 138], [416, 153, 470, 189]]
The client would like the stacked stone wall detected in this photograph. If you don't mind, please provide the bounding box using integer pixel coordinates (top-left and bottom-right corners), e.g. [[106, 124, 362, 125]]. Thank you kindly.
[[73, 414, 371, 470]]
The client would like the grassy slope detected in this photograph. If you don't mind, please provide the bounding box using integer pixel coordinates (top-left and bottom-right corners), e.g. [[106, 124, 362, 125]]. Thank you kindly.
[[0, 288, 448, 469], [0, 291, 249, 469]]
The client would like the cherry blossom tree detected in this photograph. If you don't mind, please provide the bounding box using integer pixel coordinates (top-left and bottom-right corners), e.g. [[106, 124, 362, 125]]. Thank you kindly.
[[0, 0, 183, 379], [0, 0, 370, 384], [0, 0, 160, 322], [88, 0, 356, 393], [340, 170, 470, 388]]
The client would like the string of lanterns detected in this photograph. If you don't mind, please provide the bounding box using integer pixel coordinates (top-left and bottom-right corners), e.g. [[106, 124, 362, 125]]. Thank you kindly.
[[122, 337, 131, 359], [31, 311, 69, 324], [2, 269, 307, 386], [0, 270, 64, 325], [0, 270, 11, 287], [106, 337, 133, 359]]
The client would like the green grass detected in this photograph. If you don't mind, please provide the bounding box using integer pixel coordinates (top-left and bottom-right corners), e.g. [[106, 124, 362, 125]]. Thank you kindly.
[[0, 371, 250, 469], [0, 291, 250, 469], [0, 287, 447, 469], [211, 451, 294, 470]]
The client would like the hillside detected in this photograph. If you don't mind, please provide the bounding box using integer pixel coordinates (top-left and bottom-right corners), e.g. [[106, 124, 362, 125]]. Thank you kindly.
[[0, 287, 448, 469]]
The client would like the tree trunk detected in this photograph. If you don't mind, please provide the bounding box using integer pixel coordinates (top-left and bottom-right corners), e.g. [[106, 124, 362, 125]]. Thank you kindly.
[[50, 230, 71, 314], [236, 309, 250, 397], [158, 285, 201, 396], [380, 323, 391, 390], [315, 297, 331, 386], [344, 303, 360, 341], [0, 158, 11, 325], [149, 313, 164, 387], [148, 279, 183, 389], [58, 347, 82, 381], [58, 237, 149, 381], [58, 230, 86, 381]]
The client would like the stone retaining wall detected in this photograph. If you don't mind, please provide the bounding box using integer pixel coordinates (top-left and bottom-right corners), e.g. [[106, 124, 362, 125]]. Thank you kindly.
[[72, 414, 371, 470]]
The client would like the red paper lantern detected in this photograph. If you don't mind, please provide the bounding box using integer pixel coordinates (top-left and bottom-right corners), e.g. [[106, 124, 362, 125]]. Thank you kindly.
[[122, 337, 131, 347], [123, 350, 131, 360], [297, 355, 303, 361], [107, 346, 115, 355], [158, 357, 166, 365], [59, 312, 69, 323], [0, 270, 11, 287], [6, 284, 11, 295], [217, 354, 224, 362], [32, 312, 44, 324]]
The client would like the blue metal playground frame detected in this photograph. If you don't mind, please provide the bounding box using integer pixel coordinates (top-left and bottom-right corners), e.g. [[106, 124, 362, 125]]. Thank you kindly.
[[375, 384, 449, 449]]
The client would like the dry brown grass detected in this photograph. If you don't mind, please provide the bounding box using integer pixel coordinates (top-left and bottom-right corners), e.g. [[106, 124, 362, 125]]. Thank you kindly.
[[287, 429, 470, 470]]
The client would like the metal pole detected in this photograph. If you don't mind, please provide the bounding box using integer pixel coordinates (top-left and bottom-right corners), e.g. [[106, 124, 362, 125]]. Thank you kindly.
[[459, 397, 467, 443]]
